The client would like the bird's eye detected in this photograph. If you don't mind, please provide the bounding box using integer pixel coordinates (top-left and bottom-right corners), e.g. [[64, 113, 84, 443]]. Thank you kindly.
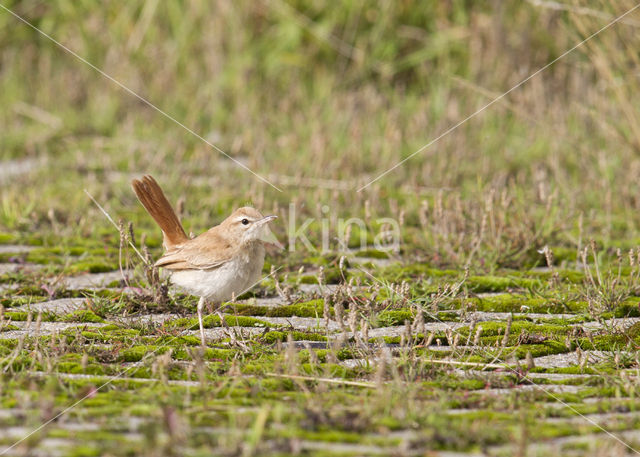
[[241, 218, 249, 225]]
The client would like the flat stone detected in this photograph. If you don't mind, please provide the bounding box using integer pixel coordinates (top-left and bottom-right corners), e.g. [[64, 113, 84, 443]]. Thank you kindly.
[[0, 263, 20, 274], [0, 409, 22, 420], [342, 358, 379, 368], [450, 369, 596, 382], [1, 426, 31, 439], [119, 313, 179, 326], [297, 440, 396, 455], [6, 440, 72, 457], [467, 311, 575, 321], [0, 245, 35, 254], [63, 270, 133, 290], [514, 371, 595, 381], [342, 354, 505, 371], [0, 158, 42, 183], [0, 321, 107, 339], [0, 263, 44, 275], [14, 298, 87, 313], [338, 322, 465, 341], [582, 317, 640, 331], [235, 297, 286, 307], [297, 283, 341, 295], [533, 350, 627, 369]]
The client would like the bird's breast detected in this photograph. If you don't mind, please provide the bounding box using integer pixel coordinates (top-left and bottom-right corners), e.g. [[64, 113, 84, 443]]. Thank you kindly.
[[169, 243, 266, 302]]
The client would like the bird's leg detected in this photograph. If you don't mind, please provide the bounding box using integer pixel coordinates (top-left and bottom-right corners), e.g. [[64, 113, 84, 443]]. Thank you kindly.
[[197, 296, 206, 348]]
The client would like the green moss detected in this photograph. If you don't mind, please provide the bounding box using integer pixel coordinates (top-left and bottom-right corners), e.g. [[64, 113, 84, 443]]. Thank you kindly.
[[173, 347, 237, 361], [628, 322, 640, 340], [0, 233, 16, 244], [153, 334, 202, 346], [301, 255, 333, 267], [378, 263, 458, 281], [574, 334, 630, 351], [21, 247, 63, 265], [282, 428, 367, 444], [355, 249, 390, 259], [297, 348, 355, 363], [556, 270, 585, 283], [24, 236, 44, 246], [299, 275, 319, 284], [458, 320, 570, 338], [3, 311, 57, 322], [300, 362, 357, 379], [613, 301, 640, 318], [376, 309, 414, 326], [0, 296, 48, 308], [118, 346, 148, 362], [0, 323, 18, 332], [298, 268, 342, 284], [513, 340, 569, 358], [261, 331, 327, 343], [67, 260, 118, 274], [76, 327, 140, 343], [4, 354, 41, 371], [466, 275, 541, 292], [63, 310, 105, 323], [372, 334, 445, 345], [57, 361, 105, 375], [431, 376, 487, 391], [230, 299, 326, 318], [65, 446, 101, 457], [271, 299, 326, 317], [168, 314, 272, 330], [240, 361, 276, 375], [549, 247, 578, 264], [119, 345, 170, 362]]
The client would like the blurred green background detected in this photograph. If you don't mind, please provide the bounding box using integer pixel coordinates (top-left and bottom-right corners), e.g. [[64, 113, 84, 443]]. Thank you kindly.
[[1, 0, 640, 270]]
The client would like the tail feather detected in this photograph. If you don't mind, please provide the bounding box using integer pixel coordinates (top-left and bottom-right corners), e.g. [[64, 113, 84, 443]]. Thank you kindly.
[[132, 175, 188, 250]]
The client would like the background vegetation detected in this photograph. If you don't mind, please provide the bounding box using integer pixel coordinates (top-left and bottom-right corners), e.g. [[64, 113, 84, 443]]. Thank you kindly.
[[2, 1, 640, 456], [1, 0, 640, 269]]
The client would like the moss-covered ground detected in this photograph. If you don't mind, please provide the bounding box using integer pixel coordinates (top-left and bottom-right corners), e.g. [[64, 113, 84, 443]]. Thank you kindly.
[[4, 1, 640, 455], [2, 239, 640, 456]]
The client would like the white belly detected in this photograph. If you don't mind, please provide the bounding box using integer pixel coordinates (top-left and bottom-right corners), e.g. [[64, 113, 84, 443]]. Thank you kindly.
[[168, 244, 265, 302]]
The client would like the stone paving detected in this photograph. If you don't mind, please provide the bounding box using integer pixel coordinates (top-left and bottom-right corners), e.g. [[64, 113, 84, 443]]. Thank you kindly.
[[2, 243, 640, 456], [0, 245, 35, 254], [62, 270, 133, 290]]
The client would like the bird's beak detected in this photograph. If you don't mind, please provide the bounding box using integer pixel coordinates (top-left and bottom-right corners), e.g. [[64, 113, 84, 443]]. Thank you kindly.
[[257, 215, 277, 225], [256, 215, 282, 248]]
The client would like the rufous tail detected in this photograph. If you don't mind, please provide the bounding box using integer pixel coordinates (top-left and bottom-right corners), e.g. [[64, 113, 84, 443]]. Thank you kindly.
[[131, 175, 188, 250]]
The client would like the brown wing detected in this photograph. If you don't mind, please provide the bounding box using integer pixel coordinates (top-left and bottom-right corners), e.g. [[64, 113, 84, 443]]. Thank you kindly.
[[154, 227, 237, 271], [132, 175, 188, 250]]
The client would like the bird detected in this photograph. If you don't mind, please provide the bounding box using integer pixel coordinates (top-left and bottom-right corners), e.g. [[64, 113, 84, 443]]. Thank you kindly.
[[131, 175, 277, 346]]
